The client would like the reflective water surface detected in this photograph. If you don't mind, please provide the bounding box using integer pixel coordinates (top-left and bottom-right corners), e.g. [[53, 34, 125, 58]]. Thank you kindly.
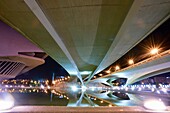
[[0, 85, 170, 107]]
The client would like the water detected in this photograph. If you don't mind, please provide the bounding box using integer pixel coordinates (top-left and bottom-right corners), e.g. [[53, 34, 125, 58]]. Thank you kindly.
[[0, 87, 170, 107]]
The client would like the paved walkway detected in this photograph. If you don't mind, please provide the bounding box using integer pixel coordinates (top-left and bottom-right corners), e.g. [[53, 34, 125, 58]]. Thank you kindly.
[[2, 106, 170, 113]]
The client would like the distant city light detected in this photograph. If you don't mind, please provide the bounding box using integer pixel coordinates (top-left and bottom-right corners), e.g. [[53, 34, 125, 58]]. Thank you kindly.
[[150, 48, 159, 55], [128, 59, 134, 65], [40, 84, 45, 89], [115, 66, 120, 70], [125, 87, 128, 91], [138, 87, 142, 91], [52, 81, 55, 84], [156, 90, 160, 94], [144, 99, 166, 111]]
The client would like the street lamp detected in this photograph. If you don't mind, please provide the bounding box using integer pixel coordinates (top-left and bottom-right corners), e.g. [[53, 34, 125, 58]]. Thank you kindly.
[[105, 70, 111, 74], [150, 48, 159, 55], [115, 65, 120, 70], [99, 74, 103, 76], [128, 59, 134, 65]]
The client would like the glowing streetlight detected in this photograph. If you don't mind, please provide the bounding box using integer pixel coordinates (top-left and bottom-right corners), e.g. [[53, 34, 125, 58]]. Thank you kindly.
[[100, 100, 103, 103], [99, 74, 103, 76], [150, 48, 159, 55], [115, 65, 120, 70], [105, 70, 111, 74], [128, 59, 134, 65]]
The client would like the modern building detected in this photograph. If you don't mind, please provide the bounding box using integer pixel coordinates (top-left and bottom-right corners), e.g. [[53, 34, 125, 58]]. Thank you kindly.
[[0, 21, 47, 79]]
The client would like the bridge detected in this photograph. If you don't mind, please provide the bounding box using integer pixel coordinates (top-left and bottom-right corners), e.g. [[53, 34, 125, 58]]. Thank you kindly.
[[91, 49, 170, 85], [0, 0, 170, 86]]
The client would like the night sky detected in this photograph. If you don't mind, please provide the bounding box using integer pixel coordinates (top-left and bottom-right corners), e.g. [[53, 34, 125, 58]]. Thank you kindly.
[[16, 57, 69, 80]]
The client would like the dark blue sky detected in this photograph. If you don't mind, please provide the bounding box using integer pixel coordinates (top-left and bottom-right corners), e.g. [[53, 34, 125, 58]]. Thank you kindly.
[[16, 57, 69, 80]]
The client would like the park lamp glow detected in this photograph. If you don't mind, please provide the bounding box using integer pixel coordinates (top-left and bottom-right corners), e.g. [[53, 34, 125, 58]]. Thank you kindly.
[[0, 93, 15, 111], [144, 99, 166, 111]]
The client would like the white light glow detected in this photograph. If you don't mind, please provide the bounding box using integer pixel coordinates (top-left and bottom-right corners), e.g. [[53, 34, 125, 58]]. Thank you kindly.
[[150, 48, 159, 55], [115, 66, 120, 70], [151, 88, 155, 92], [125, 87, 128, 91], [81, 86, 87, 92], [71, 86, 78, 92], [128, 59, 134, 65], [138, 87, 142, 91], [156, 90, 160, 94], [109, 104, 112, 107], [0, 93, 14, 111], [131, 87, 135, 91], [80, 71, 92, 75], [90, 87, 95, 91], [99, 74, 103, 76], [161, 88, 167, 93], [47, 86, 51, 89], [40, 84, 45, 89], [144, 100, 166, 111]]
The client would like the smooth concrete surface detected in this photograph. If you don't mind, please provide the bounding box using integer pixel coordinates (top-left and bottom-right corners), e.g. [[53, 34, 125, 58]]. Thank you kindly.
[[1, 0, 170, 79], [91, 50, 170, 85], [2, 106, 170, 113]]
